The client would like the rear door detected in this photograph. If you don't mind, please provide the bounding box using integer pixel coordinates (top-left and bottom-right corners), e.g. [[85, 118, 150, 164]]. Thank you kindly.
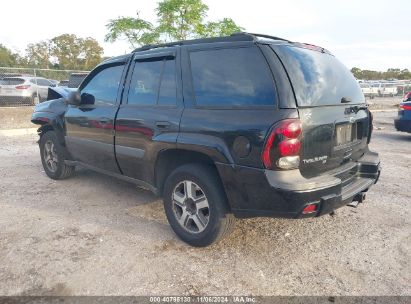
[[179, 42, 290, 168], [272, 45, 370, 178], [65, 61, 127, 173], [115, 49, 183, 183]]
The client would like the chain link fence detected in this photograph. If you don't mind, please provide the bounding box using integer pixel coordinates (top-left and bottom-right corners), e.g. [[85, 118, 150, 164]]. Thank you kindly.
[[397, 83, 411, 96], [0, 67, 89, 107]]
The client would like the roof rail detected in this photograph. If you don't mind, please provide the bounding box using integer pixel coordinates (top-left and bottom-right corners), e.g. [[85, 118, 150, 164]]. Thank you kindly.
[[132, 34, 255, 53], [131, 32, 296, 53], [231, 32, 293, 43]]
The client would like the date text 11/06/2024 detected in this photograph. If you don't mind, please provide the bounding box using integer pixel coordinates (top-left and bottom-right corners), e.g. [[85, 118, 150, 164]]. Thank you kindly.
[[149, 296, 257, 303]]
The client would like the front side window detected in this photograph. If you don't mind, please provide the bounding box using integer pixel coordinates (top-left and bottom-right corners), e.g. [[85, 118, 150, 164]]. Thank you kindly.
[[189, 47, 277, 107], [80, 64, 124, 105], [36, 78, 52, 86], [127, 58, 177, 106]]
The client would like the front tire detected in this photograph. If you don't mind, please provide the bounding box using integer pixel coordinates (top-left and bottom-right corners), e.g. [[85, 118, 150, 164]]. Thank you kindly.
[[39, 131, 75, 180], [163, 164, 235, 247]]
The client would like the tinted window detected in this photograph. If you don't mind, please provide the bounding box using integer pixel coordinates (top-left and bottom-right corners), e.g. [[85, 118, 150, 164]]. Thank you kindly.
[[158, 59, 177, 106], [127, 58, 177, 106], [128, 60, 162, 105], [81, 65, 124, 105], [35, 78, 51, 86], [189, 47, 276, 107], [274, 45, 364, 106], [1, 78, 25, 85]]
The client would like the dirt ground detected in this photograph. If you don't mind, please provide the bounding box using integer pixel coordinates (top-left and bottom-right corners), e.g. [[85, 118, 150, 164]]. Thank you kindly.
[[0, 106, 36, 129], [0, 111, 410, 296]]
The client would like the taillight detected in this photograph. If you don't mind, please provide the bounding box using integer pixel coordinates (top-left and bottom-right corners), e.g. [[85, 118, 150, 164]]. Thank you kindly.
[[262, 119, 302, 170], [400, 104, 411, 110], [15, 85, 31, 90], [302, 203, 318, 214]]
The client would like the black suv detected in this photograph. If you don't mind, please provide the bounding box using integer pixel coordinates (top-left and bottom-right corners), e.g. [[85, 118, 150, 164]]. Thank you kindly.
[[32, 33, 381, 247]]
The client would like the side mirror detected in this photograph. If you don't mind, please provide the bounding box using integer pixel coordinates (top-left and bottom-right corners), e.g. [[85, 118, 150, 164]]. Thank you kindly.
[[67, 90, 81, 106]]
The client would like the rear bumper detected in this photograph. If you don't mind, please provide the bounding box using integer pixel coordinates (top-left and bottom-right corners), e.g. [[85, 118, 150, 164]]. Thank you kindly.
[[394, 117, 411, 133], [217, 150, 381, 219]]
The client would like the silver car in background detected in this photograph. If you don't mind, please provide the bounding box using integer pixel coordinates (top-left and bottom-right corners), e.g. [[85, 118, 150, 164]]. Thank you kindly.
[[0, 76, 56, 105]]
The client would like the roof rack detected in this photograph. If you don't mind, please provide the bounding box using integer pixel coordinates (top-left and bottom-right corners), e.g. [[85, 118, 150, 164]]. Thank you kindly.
[[232, 32, 293, 43], [131, 32, 291, 53]]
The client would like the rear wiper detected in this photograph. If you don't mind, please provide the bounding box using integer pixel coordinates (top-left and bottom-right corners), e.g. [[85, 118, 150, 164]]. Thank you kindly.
[[341, 97, 352, 103], [345, 104, 369, 114]]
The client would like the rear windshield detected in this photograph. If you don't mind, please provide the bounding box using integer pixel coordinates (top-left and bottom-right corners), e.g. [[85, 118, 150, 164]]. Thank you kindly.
[[273, 45, 364, 106], [0, 78, 25, 85]]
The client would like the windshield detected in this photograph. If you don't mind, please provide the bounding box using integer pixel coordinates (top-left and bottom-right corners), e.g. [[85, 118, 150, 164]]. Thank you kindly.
[[273, 45, 364, 106]]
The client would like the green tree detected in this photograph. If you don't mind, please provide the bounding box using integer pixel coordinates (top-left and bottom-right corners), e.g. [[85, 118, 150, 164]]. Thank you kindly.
[[105, 0, 243, 49], [399, 69, 411, 80], [105, 13, 159, 48], [25, 41, 52, 69], [350, 67, 362, 79], [80, 37, 104, 70], [156, 0, 208, 41], [197, 18, 244, 38], [50, 34, 103, 70], [51, 34, 83, 69], [0, 44, 19, 67], [351, 67, 411, 80]]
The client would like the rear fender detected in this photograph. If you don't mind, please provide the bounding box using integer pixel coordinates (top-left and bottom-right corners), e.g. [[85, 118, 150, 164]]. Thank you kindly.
[[176, 133, 234, 164]]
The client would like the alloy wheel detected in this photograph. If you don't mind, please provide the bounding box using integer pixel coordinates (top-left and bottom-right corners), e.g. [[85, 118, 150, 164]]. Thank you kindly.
[[172, 180, 210, 233], [43, 140, 58, 172]]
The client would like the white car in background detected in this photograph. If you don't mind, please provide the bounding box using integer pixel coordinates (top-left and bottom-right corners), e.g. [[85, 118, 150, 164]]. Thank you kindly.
[[376, 83, 398, 97], [360, 83, 378, 99], [0, 76, 56, 105]]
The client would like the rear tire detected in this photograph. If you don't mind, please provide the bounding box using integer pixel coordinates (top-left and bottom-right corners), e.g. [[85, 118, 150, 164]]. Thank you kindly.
[[39, 131, 75, 180], [163, 163, 235, 247]]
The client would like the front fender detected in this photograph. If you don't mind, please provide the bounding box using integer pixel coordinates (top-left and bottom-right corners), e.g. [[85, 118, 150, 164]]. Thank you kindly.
[[32, 114, 66, 150]]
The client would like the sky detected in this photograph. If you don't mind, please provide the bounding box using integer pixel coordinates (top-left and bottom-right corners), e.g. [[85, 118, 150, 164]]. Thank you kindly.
[[1, 0, 410, 71]]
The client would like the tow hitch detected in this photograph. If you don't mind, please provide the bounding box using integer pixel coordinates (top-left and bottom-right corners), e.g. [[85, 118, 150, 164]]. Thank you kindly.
[[348, 193, 367, 208]]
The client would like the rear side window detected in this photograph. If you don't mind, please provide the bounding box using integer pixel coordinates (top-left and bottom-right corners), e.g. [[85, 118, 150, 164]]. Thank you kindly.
[[189, 47, 277, 107], [1, 78, 25, 85], [127, 58, 177, 106], [274, 45, 364, 106]]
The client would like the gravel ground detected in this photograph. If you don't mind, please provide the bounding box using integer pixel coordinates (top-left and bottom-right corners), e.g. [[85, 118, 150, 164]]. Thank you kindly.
[[0, 111, 410, 296]]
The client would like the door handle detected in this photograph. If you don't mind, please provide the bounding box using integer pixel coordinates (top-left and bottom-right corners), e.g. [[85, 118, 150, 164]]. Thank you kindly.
[[155, 121, 171, 129]]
